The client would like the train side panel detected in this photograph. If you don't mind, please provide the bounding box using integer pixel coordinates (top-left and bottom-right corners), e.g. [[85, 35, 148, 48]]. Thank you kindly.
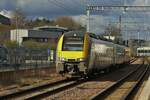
[[88, 39, 114, 72]]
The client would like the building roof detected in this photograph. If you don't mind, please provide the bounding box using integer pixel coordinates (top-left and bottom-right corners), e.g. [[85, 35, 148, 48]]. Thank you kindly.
[[0, 10, 13, 19], [34, 25, 67, 30], [28, 29, 61, 38], [0, 14, 10, 25], [11, 29, 62, 38], [33, 25, 68, 33]]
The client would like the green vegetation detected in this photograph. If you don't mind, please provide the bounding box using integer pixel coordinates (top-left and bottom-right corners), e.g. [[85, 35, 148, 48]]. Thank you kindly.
[[4, 40, 18, 48], [26, 16, 85, 31], [54, 16, 84, 30], [0, 24, 14, 32], [0, 9, 85, 31], [22, 40, 53, 49]]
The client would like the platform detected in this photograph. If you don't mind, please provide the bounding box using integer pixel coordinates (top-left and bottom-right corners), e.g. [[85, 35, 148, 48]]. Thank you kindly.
[[132, 58, 150, 100], [138, 75, 150, 100]]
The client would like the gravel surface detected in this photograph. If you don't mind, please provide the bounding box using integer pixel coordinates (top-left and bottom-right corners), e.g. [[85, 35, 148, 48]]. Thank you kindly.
[[133, 65, 150, 100], [103, 65, 147, 100], [0, 65, 66, 95], [0, 75, 65, 97], [44, 64, 138, 100]]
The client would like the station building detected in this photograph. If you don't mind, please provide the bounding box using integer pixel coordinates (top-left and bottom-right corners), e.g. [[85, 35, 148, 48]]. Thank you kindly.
[[10, 26, 68, 47]]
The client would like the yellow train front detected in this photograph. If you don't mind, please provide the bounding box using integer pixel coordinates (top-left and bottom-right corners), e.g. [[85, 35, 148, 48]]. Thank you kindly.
[[56, 31, 90, 77]]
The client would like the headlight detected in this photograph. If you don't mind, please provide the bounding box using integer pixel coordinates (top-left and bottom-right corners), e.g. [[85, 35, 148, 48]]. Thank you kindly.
[[3, 60, 7, 63], [61, 58, 65, 61], [77, 58, 85, 61], [59, 57, 67, 61]]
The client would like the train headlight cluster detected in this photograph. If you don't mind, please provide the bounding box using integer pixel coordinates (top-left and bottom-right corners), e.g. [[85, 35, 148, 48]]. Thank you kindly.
[[59, 57, 67, 61], [59, 57, 85, 62], [77, 58, 85, 62]]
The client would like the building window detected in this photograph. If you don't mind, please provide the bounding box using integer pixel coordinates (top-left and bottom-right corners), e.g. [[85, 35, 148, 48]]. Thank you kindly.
[[44, 39, 48, 42]]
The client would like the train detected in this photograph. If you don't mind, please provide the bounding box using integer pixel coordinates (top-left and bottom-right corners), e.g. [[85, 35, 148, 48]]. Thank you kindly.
[[56, 31, 130, 77], [137, 47, 150, 57]]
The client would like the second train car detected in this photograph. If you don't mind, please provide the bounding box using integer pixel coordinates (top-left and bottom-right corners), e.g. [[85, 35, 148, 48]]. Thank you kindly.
[[56, 31, 130, 77]]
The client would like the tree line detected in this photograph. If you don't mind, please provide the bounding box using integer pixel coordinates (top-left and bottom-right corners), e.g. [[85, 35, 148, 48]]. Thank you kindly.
[[11, 9, 85, 31]]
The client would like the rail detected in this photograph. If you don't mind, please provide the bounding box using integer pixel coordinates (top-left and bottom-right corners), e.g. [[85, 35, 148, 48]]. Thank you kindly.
[[0, 77, 87, 100], [0, 78, 74, 99], [90, 64, 148, 100]]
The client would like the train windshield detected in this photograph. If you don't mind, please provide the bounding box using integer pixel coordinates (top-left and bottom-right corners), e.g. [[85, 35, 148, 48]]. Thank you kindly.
[[62, 37, 84, 51]]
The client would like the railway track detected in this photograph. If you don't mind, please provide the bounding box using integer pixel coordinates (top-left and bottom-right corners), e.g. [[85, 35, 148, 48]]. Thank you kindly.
[[44, 61, 139, 100], [0, 78, 86, 100], [0, 59, 138, 100], [91, 64, 149, 100], [130, 58, 137, 64]]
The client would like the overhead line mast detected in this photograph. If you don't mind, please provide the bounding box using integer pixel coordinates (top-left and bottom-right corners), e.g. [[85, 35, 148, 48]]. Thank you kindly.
[[86, 5, 150, 32]]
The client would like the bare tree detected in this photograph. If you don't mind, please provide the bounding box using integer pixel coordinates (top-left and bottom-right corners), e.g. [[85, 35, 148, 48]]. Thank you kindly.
[[27, 18, 55, 28], [11, 9, 27, 28], [104, 24, 121, 37], [55, 16, 83, 30], [102, 24, 123, 43]]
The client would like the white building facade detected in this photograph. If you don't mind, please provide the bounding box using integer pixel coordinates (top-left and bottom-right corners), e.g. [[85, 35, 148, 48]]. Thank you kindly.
[[10, 29, 28, 44]]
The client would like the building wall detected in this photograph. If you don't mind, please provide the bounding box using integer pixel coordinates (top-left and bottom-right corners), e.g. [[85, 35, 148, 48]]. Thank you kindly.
[[0, 14, 10, 25], [10, 29, 28, 44], [10, 29, 61, 47]]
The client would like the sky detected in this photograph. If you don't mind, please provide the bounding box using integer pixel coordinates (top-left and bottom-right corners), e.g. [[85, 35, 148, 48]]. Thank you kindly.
[[0, 0, 150, 40], [0, 0, 145, 18]]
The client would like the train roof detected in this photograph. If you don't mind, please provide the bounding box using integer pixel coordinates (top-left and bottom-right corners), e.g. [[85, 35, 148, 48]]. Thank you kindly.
[[88, 33, 127, 47], [63, 31, 85, 37], [63, 31, 127, 47], [137, 47, 150, 50]]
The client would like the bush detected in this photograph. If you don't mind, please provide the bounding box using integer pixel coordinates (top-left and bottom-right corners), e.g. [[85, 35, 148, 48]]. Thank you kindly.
[[4, 40, 18, 49], [22, 40, 51, 49]]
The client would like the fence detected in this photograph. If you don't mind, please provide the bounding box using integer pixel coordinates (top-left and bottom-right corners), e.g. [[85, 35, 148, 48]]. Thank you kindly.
[[0, 47, 56, 71], [0, 47, 57, 89]]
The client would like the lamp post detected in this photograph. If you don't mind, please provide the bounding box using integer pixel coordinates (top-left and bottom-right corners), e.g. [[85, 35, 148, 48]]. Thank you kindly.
[[86, 8, 90, 32], [15, 9, 18, 43], [138, 31, 140, 46]]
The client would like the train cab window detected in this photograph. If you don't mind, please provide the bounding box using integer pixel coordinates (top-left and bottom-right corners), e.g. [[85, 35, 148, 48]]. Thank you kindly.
[[138, 50, 142, 53], [62, 37, 84, 51], [145, 50, 148, 53], [141, 50, 144, 53]]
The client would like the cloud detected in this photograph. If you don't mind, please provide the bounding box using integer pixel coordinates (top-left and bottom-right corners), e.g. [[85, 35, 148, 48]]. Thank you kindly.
[[0, 0, 16, 10], [0, 0, 126, 18], [73, 15, 112, 34], [133, 0, 149, 5], [0, 0, 149, 39], [14, 0, 85, 17], [0, 0, 86, 18]]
